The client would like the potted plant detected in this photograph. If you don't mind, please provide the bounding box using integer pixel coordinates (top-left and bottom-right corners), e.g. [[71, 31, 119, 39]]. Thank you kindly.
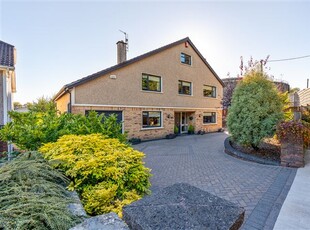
[[166, 133, 177, 139], [128, 138, 141, 145], [174, 125, 179, 134], [188, 125, 195, 134]]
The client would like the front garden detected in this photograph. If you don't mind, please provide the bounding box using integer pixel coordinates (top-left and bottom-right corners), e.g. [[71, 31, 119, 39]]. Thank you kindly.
[[226, 67, 310, 167], [0, 98, 151, 229]]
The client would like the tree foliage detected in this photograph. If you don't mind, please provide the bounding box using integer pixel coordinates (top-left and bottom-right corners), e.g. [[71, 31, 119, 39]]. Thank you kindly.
[[227, 71, 284, 149], [39, 134, 151, 217], [0, 152, 81, 230], [0, 103, 126, 150], [27, 96, 57, 113]]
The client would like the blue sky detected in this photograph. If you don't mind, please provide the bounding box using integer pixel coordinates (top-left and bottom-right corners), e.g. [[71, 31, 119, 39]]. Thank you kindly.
[[1, 0, 310, 103]]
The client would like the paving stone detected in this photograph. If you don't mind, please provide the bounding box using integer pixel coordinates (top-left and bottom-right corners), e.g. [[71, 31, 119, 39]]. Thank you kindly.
[[123, 183, 244, 230], [134, 133, 297, 229]]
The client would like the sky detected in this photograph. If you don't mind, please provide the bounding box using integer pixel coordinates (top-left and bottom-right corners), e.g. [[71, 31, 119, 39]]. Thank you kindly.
[[1, 0, 310, 104]]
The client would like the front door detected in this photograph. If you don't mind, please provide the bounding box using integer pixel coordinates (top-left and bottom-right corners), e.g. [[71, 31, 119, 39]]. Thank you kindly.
[[180, 112, 188, 133]]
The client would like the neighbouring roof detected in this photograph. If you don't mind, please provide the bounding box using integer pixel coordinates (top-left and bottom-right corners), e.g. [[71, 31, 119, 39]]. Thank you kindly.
[[55, 37, 224, 100], [0, 40, 15, 68]]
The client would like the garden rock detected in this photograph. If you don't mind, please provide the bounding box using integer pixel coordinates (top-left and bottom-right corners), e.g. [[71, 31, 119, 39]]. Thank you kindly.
[[123, 183, 245, 230], [69, 212, 129, 230], [67, 191, 87, 217]]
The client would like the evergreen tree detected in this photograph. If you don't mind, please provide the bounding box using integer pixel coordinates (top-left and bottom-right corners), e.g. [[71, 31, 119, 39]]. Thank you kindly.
[[227, 71, 284, 149]]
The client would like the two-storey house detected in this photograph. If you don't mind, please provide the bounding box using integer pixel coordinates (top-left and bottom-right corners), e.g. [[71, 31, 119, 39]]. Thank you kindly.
[[0, 40, 16, 152], [54, 37, 224, 140]]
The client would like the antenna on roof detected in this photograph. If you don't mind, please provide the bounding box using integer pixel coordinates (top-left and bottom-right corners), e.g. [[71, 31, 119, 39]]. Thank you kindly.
[[119, 29, 129, 52]]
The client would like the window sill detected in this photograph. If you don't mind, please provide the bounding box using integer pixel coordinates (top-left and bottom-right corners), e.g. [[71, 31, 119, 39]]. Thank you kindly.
[[180, 63, 192, 67], [202, 123, 217, 125], [178, 94, 193, 97], [141, 127, 164, 131], [141, 90, 163, 94]]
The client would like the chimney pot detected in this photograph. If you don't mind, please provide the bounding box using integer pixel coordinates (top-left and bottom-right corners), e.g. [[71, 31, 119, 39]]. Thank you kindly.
[[117, 40, 127, 64]]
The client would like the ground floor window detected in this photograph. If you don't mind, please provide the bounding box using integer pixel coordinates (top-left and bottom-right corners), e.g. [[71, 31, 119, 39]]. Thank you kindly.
[[142, 111, 161, 128], [203, 112, 216, 124]]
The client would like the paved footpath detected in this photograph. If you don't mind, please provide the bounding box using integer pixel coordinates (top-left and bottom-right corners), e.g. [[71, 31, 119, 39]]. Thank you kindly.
[[134, 133, 297, 230], [273, 150, 310, 230]]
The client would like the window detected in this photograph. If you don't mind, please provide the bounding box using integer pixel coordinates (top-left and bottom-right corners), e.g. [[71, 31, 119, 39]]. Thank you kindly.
[[203, 112, 216, 124], [142, 74, 161, 92], [180, 53, 191, 65], [179, 80, 192, 95], [142, 111, 162, 128], [203, 85, 216, 98]]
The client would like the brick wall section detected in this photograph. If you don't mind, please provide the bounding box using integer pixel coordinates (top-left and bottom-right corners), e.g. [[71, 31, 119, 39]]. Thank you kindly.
[[195, 110, 222, 133], [72, 105, 222, 140], [280, 135, 304, 168], [0, 141, 7, 153]]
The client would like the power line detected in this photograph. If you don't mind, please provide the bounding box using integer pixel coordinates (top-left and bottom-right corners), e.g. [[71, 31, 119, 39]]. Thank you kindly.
[[268, 55, 310, 62]]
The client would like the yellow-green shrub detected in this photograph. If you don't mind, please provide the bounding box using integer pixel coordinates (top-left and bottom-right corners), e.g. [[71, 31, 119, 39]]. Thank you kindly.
[[39, 134, 151, 216]]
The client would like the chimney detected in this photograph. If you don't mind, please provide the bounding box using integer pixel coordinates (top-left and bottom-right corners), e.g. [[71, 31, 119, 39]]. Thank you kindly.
[[117, 40, 127, 64]]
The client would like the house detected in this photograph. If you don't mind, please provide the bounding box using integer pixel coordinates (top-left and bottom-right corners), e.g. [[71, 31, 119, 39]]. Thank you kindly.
[[0, 40, 16, 151], [298, 88, 310, 107], [54, 37, 224, 140]]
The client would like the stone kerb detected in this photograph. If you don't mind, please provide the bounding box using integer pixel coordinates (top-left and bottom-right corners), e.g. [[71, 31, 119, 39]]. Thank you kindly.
[[280, 134, 304, 168]]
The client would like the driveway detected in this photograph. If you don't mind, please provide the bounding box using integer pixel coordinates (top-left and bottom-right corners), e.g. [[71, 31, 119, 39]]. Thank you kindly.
[[134, 133, 296, 230]]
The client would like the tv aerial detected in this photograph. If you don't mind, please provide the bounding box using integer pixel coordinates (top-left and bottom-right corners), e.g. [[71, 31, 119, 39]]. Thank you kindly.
[[119, 30, 129, 51]]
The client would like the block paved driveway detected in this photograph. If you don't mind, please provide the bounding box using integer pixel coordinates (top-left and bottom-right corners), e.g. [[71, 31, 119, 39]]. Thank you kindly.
[[134, 133, 297, 230]]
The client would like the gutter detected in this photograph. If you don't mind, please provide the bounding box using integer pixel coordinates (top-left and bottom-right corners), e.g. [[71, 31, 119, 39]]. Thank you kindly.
[[0, 65, 15, 71]]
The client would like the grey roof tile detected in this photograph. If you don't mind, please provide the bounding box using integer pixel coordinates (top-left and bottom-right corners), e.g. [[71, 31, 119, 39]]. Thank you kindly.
[[0, 40, 15, 67]]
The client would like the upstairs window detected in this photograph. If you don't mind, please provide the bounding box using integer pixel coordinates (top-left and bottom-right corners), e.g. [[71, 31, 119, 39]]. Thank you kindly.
[[180, 53, 191, 65], [203, 112, 216, 124], [178, 80, 192, 95], [142, 74, 161, 92], [203, 85, 216, 98], [142, 111, 162, 128]]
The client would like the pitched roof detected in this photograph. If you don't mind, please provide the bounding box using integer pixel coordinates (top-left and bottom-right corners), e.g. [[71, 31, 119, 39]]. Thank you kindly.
[[0, 40, 15, 68], [55, 37, 224, 100]]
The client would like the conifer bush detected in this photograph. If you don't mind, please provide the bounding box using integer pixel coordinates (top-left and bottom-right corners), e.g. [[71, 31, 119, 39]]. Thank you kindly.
[[39, 134, 151, 217], [0, 152, 81, 230], [227, 71, 284, 149]]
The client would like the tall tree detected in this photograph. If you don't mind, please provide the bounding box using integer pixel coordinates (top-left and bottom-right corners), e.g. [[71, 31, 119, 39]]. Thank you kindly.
[[227, 70, 284, 149]]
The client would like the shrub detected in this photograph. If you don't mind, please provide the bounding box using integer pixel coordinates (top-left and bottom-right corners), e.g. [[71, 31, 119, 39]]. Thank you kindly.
[[227, 71, 284, 149], [39, 134, 151, 217], [0, 109, 126, 151], [174, 125, 179, 134], [0, 152, 81, 230], [277, 120, 310, 148], [188, 125, 195, 134], [302, 106, 310, 124], [128, 137, 142, 145]]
